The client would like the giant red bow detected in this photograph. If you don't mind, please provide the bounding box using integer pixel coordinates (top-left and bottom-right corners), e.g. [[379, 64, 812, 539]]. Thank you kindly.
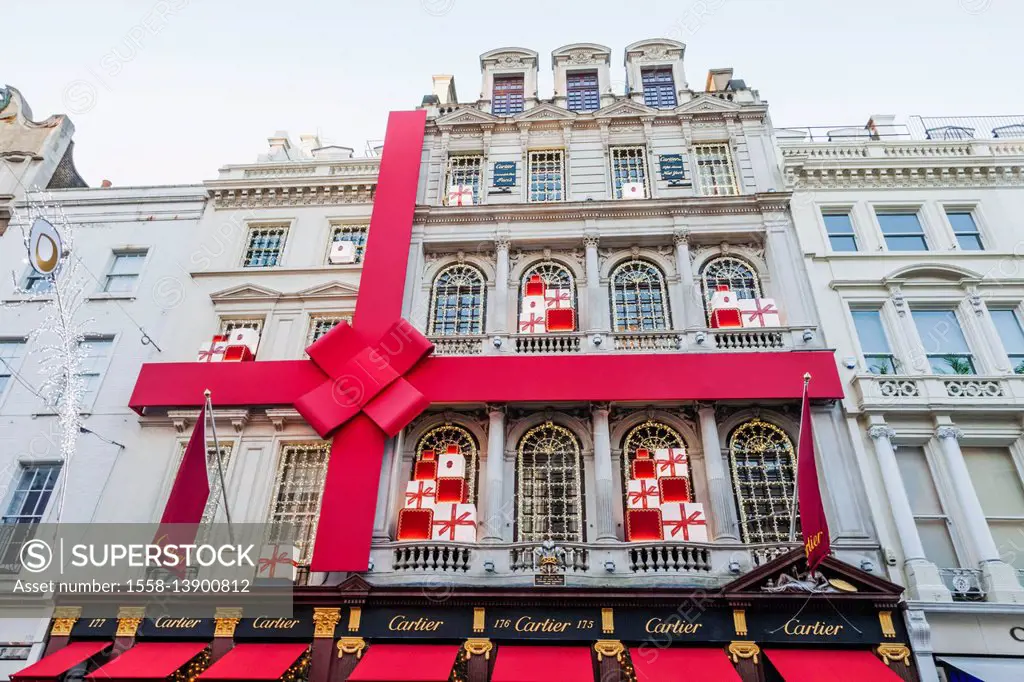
[[294, 319, 434, 438]]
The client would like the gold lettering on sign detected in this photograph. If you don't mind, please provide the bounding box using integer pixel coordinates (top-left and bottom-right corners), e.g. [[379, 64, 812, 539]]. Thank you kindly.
[[154, 617, 202, 629], [387, 615, 444, 632], [783, 619, 844, 636], [644, 618, 703, 635], [513, 616, 571, 633], [252, 617, 301, 629]]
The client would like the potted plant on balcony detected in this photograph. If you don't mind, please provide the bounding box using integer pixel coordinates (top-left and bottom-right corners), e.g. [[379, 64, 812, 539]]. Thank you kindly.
[[1015, 360, 1024, 375], [942, 355, 975, 375]]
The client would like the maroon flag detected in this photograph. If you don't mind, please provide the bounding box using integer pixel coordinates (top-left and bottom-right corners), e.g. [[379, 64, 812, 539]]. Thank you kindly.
[[154, 405, 210, 572], [797, 377, 831, 572]]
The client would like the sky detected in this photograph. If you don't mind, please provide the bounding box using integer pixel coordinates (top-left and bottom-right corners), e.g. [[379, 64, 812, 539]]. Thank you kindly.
[[5, 0, 1023, 187]]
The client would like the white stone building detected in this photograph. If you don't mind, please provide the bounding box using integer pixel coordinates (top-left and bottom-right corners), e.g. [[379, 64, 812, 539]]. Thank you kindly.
[[783, 114, 1024, 680]]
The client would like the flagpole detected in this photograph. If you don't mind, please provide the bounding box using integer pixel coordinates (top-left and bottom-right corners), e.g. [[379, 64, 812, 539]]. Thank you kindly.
[[788, 373, 811, 543], [205, 389, 235, 545]]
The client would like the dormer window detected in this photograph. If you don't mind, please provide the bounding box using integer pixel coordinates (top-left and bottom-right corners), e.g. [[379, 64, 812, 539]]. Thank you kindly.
[[492, 75, 525, 116], [566, 71, 600, 112], [641, 67, 677, 108]]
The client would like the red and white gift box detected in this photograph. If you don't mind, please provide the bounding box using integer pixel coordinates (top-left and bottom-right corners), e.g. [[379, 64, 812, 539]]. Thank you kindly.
[[430, 503, 477, 542], [197, 335, 228, 363], [445, 445, 461, 455], [524, 275, 546, 297], [621, 181, 645, 200], [257, 544, 298, 581], [226, 328, 260, 355], [522, 294, 547, 315], [519, 311, 546, 334], [631, 456, 657, 480], [435, 477, 466, 504], [404, 480, 437, 509], [626, 479, 661, 509], [709, 285, 742, 329], [447, 184, 475, 207], [544, 308, 575, 332], [661, 502, 708, 542], [738, 298, 781, 328], [654, 448, 689, 479], [659, 477, 692, 503], [626, 508, 663, 541], [398, 508, 434, 541], [544, 287, 572, 310], [439, 453, 466, 478], [413, 460, 438, 481]]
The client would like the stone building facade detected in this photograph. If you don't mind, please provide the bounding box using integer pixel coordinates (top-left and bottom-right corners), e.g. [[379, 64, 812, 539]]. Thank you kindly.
[[783, 114, 1024, 680]]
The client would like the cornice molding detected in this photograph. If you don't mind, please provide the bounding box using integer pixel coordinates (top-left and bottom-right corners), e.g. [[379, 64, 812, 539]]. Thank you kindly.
[[209, 184, 375, 209]]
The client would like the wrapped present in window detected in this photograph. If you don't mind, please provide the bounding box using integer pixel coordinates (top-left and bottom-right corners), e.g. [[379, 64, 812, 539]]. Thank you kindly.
[[661, 502, 708, 542], [430, 503, 477, 542], [626, 508, 663, 541], [709, 285, 742, 328], [738, 298, 781, 328]]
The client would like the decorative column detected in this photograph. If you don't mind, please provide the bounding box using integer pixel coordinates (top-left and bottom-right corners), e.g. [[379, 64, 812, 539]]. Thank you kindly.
[[43, 606, 80, 656], [763, 218, 812, 328], [111, 606, 144, 659], [867, 424, 949, 601], [672, 230, 698, 330], [490, 236, 511, 334], [309, 608, 341, 682], [934, 424, 1024, 601], [211, 608, 241, 663], [592, 403, 618, 542], [697, 404, 739, 541], [584, 234, 607, 333], [482, 405, 507, 541], [373, 434, 401, 541]]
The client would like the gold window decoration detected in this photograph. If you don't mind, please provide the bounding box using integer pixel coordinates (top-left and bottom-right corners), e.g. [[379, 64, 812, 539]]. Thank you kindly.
[[527, 150, 565, 202], [610, 260, 670, 332], [699, 256, 761, 323], [307, 315, 349, 345], [266, 441, 331, 564], [443, 155, 484, 205], [428, 263, 486, 336], [621, 420, 688, 504], [242, 225, 288, 267], [609, 146, 650, 199], [728, 419, 796, 544], [416, 424, 480, 503], [516, 422, 585, 542], [692, 143, 739, 196]]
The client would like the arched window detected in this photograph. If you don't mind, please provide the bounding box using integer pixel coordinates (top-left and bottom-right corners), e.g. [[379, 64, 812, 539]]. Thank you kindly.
[[515, 422, 585, 542], [621, 420, 688, 508], [728, 419, 796, 544], [610, 260, 670, 331], [428, 264, 486, 336], [700, 256, 761, 322], [519, 261, 576, 331], [415, 424, 480, 504]]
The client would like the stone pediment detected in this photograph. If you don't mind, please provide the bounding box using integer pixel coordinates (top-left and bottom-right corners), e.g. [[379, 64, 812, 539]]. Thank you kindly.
[[593, 99, 657, 119], [210, 283, 283, 303], [293, 281, 360, 299], [676, 94, 742, 114], [513, 104, 578, 123], [722, 549, 904, 602], [436, 107, 501, 126], [884, 263, 982, 284]]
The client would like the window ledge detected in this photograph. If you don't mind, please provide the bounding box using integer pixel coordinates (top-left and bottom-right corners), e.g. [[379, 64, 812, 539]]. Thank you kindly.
[[86, 293, 136, 302], [193, 264, 363, 278], [3, 295, 54, 303]]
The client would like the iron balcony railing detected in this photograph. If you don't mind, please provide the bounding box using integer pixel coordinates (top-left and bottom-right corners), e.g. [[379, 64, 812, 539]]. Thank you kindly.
[[778, 115, 1024, 144]]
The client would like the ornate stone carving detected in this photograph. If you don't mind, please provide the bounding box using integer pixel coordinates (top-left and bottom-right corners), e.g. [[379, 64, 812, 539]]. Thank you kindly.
[[116, 606, 145, 638], [464, 638, 494, 659], [594, 640, 625, 662], [889, 286, 907, 317], [583, 235, 600, 249], [214, 608, 242, 638], [868, 425, 896, 441], [50, 607, 81, 637], [495, 54, 525, 67], [673, 229, 690, 246], [876, 644, 911, 667], [313, 608, 341, 638], [728, 641, 760, 664], [935, 425, 964, 441], [336, 637, 366, 659], [567, 49, 598, 65], [640, 46, 670, 61]]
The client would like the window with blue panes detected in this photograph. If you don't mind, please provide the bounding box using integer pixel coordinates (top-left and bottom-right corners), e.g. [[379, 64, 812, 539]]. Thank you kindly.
[[566, 71, 600, 112], [641, 67, 677, 108], [527, 150, 564, 202], [912, 310, 976, 375], [946, 211, 984, 251], [991, 309, 1024, 372], [428, 264, 486, 336], [851, 310, 897, 374], [876, 212, 928, 251], [822, 212, 858, 252], [610, 147, 649, 198], [491, 75, 524, 116]]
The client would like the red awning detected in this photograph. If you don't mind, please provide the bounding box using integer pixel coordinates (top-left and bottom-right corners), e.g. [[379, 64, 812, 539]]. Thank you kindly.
[[198, 643, 309, 680], [491, 646, 594, 682], [86, 642, 208, 679], [765, 649, 904, 682], [347, 644, 461, 681], [12, 641, 109, 680], [630, 647, 742, 681]]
